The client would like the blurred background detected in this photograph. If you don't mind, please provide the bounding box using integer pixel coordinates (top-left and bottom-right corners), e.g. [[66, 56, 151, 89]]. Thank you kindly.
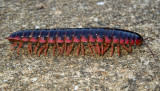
[[0, 0, 159, 90]]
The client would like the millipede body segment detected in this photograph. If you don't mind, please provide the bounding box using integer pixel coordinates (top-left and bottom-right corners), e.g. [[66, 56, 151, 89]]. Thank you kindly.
[[6, 28, 143, 56]]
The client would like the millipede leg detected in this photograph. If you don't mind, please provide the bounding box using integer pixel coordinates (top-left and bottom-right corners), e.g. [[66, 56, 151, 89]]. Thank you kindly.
[[17, 42, 23, 54], [96, 43, 100, 55], [53, 44, 56, 55], [28, 43, 32, 55], [57, 43, 61, 54], [34, 43, 40, 54], [60, 43, 64, 55], [67, 43, 74, 55], [77, 43, 81, 56], [30, 44, 32, 53], [67, 45, 70, 56], [90, 42, 97, 53], [28, 44, 31, 55], [67, 44, 70, 56], [81, 43, 85, 55], [38, 44, 46, 56], [103, 44, 110, 54], [69, 43, 74, 54], [44, 43, 48, 56], [117, 44, 120, 56], [65, 43, 67, 52], [10, 42, 17, 50], [101, 44, 104, 56], [111, 43, 114, 57], [129, 45, 132, 52], [121, 44, 129, 52], [88, 43, 93, 55]]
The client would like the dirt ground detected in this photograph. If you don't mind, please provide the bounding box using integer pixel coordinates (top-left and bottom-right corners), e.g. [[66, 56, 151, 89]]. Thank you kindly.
[[0, 0, 160, 90]]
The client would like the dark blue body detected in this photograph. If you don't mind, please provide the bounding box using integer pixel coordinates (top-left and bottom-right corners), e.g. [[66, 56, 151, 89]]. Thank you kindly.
[[8, 28, 143, 44], [40, 29, 49, 40]]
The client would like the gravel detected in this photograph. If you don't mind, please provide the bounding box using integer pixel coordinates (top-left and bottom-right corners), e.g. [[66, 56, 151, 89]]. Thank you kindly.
[[0, 0, 159, 90]]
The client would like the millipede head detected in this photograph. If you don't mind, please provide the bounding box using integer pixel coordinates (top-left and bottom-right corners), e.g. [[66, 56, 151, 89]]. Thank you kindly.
[[135, 34, 143, 46]]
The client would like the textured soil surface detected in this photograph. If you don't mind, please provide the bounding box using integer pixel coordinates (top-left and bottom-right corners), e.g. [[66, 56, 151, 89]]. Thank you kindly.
[[0, 0, 160, 90]]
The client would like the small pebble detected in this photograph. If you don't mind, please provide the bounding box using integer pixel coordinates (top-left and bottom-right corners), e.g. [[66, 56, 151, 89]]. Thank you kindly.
[[78, 58, 83, 61], [94, 18, 98, 22], [3, 80, 7, 82], [96, 2, 105, 5], [74, 85, 79, 90], [35, 26, 40, 29], [145, 85, 148, 89], [55, 10, 62, 15], [32, 78, 37, 82]]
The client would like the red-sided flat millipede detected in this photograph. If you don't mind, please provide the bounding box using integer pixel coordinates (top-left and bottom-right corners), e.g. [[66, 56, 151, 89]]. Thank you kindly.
[[6, 28, 145, 56]]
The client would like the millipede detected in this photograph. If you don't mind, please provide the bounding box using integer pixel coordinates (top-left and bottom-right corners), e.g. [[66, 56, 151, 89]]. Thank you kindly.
[[6, 28, 154, 56]]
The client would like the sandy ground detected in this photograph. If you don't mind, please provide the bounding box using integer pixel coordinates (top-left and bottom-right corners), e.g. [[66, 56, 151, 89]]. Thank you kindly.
[[0, 0, 160, 90]]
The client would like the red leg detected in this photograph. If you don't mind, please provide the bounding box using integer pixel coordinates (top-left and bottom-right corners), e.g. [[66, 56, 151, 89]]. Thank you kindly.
[[53, 44, 56, 55], [103, 44, 110, 54], [38, 44, 46, 56], [101, 44, 104, 56], [65, 43, 67, 52], [28, 44, 31, 55], [96, 43, 100, 55], [90, 42, 97, 53], [88, 43, 93, 55], [111, 43, 114, 57], [117, 44, 120, 56], [30, 43, 32, 53], [67, 43, 74, 55], [60, 43, 64, 55], [17, 42, 23, 54], [34, 43, 39, 54], [67, 45, 70, 56], [69, 43, 74, 54], [129, 45, 132, 52], [121, 44, 129, 52], [57, 43, 61, 54], [28, 43, 32, 55], [10, 42, 17, 50], [44, 43, 48, 56], [81, 43, 85, 55], [77, 43, 81, 56], [67, 44, 71, 56]]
